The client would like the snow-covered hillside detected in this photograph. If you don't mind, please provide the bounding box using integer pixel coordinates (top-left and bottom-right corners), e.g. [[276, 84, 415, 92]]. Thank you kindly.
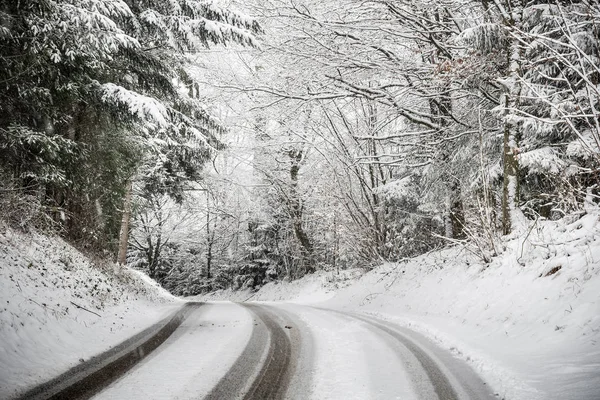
[[202, 212, 600, 400], [0, 223, 180, 399]]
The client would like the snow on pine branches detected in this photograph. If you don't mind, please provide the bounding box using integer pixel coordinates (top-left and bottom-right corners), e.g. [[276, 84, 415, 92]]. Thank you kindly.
[[100, 83, 170, 129], [0, 0, 260, 249]]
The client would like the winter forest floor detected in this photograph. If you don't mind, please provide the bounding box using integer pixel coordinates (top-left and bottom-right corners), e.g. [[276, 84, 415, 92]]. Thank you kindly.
[[1, 212, 599, 400]]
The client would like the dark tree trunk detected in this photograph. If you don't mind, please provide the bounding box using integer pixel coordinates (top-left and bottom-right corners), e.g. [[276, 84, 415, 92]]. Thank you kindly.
[[117, 181, 133, 265], [288, 149, 314, 274]]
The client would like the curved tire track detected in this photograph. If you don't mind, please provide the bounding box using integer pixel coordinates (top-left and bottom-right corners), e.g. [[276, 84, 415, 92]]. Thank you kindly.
[[17, 302, 201, 400], [321, 308, 496, 400], [241, 304, 293, 400], [204, 303, 295, 400]]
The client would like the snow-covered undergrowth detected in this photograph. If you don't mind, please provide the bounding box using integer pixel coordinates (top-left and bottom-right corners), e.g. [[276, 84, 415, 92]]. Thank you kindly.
[[205, 212, 600, 400], [0, 223, 180, 399], [199, 268, 364, 304]]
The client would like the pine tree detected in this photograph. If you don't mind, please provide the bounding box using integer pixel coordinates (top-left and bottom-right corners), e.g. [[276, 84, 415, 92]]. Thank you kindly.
[[0, 0, 260, 251]]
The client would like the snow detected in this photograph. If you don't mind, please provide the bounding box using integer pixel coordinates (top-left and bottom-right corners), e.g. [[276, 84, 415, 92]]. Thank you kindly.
[[285, 305, 418, 400], [567, 130, 600, 159], [374, 176, 415, 200], [518, 146, 567, 175], [93, 302, 253, 400], [2, 209, 599, 400], [200, 17, 258, 47], [0, 224, 179, 399], [100, 83, 168, 128], [457, 23, 506, 53], [203, 211, 600, 400], [198, 269, 363, 304], [140, 9, 164, 29]]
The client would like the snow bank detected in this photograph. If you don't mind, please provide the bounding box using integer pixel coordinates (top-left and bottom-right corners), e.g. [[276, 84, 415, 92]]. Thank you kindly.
[[0, 223, 180, 399], [325, 212, 600, 400], [198, 268, 364, 304], [210, 212, 600, 400]]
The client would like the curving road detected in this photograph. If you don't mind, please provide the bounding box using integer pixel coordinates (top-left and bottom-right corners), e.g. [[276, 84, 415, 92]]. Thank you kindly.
[[91, 302, 495, 400]]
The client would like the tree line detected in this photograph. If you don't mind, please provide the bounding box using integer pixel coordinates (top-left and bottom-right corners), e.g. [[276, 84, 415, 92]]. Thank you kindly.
[[182, 0, 599, 293], [1, 0, 598, 295], [0, 0, 259, 253]]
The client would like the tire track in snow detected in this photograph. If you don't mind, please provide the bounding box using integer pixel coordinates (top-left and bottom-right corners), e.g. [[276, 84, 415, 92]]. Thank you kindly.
[[92, 302, 254, 400], [18, 302, 202, 400], [241, 304, 293, 400], [323, 309, 496, 400], [204, 303, 296, 400]]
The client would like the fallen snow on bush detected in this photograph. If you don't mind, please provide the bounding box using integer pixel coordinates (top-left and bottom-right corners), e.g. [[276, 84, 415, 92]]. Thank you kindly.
[[0, 224, 180, 399]]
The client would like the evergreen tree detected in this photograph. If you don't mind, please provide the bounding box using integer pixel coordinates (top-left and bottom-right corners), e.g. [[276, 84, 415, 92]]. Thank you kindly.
[[0, 0, 260, 251]]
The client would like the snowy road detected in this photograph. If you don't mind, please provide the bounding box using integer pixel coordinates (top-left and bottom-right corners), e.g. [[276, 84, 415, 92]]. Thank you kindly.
[[92, 302, 495, 400]]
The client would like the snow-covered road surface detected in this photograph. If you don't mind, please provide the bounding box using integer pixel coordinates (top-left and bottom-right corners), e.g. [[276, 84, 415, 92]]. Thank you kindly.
[[92, 301, 495, 400]]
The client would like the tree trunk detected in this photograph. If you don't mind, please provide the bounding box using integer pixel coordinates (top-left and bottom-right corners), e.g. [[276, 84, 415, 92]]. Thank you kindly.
[[117, 180, 132, 265], [450, 181, 466, 239], [502, 2, 523, 235], [288, 149, 313, 274], [206, 238, 213, 279], [502, 120, 520, 235], [206, 193, 212, 279]]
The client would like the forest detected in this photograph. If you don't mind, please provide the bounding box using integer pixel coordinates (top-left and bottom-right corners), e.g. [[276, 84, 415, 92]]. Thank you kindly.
[[1, 0, 599, 296]]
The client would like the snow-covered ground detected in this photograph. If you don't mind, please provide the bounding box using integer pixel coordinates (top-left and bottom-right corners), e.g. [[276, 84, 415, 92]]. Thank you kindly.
[[93, 302, 254, 400], [1, 211, 598, 400], [203, 212, 600, 400], [200, 268, 363, 304], [0, 223, 180, 399]]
